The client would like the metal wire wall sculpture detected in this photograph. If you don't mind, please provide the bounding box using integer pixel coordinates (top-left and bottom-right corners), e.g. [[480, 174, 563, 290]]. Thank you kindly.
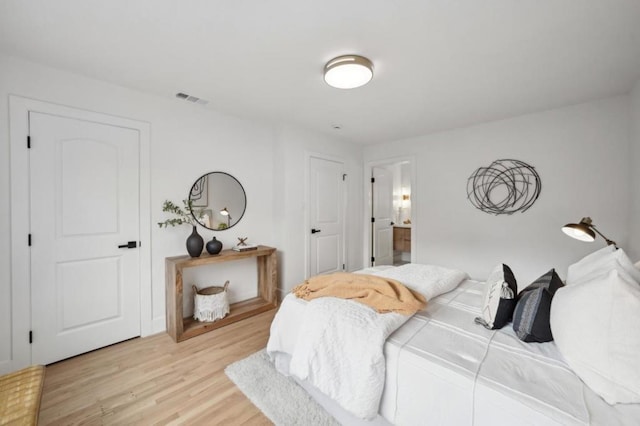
[[466, 159, 541, 215]]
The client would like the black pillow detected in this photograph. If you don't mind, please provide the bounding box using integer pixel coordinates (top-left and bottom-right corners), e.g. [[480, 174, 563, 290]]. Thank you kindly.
[[475, 264, 518, 330], [512, 269, 564, 342]]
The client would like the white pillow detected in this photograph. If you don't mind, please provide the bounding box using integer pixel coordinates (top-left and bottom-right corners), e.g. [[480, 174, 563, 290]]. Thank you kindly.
[[374, 264, 469, 300], [566, 246, 615, 284], [550, 268, 640, 404], [566, 246, 640, 285]]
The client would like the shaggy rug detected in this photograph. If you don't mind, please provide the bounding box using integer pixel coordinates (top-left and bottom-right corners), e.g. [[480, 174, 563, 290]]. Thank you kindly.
[[225, 349, 339, 425]]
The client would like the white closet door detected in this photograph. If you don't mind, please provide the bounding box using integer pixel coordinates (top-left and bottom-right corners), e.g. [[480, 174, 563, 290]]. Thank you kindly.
[[309, 156, 345, 276], [30, 112, 141, 365]]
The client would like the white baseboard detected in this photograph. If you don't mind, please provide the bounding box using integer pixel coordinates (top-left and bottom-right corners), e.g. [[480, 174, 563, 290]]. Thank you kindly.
[[150, 316, 166, 336]]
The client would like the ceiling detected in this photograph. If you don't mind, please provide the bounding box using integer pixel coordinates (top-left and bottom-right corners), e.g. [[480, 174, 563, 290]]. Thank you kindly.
[[1, 1, 640, 144]]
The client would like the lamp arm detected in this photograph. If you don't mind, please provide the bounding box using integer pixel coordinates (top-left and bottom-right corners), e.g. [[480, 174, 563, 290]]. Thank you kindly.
[[590, 225, 617, 248]]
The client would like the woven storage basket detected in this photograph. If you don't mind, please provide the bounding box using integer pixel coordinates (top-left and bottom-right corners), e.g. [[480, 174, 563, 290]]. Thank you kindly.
[[193, 281, 230, 322]]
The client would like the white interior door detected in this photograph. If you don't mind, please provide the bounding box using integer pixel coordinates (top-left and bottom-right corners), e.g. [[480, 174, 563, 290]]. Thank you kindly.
[[29, 112, 141, 365], [372, 166, 394, 266], [309, 157, 345, 276]]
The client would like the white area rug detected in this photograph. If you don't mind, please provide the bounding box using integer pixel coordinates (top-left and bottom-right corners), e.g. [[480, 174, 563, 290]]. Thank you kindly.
[[225, 349, 339, 426]]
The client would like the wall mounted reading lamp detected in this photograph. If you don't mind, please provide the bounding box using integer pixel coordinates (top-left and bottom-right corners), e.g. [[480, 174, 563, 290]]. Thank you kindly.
[[562, 217, 617, 248]]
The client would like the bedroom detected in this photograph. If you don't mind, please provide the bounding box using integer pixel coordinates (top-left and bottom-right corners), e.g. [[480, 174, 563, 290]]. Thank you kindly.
[[0, 0, 639, 424]]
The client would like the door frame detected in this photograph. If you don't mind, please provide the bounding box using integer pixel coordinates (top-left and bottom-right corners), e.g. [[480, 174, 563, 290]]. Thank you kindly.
[[8, 96, 152, 372], [304, 152, 347, 279], [364, 156, 416, 267]]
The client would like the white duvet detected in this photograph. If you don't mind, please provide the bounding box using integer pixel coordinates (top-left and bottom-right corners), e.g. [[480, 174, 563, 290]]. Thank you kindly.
[[267, 264, 469, 419], [276, 296, 406, 419]]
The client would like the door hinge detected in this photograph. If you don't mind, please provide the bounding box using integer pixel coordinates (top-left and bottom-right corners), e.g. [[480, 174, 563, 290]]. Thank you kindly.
[[371, 177, 375, 183], [371, 256, 375, 262], [29, 330, 33, 344], [371, 217, 375, 223], [27, 136, 31, 149], [28, 234, 32, 246]]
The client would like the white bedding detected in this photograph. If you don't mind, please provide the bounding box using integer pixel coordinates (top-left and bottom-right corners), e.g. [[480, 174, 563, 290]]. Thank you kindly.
[[386, 279, 640, 425], [270, 270, 640, 425], [271, 295, 407, 419], [267, 264, 468, 419]]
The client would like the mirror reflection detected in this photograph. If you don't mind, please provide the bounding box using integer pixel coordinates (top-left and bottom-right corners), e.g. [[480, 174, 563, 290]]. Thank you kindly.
[[189, 172, 246, 230]]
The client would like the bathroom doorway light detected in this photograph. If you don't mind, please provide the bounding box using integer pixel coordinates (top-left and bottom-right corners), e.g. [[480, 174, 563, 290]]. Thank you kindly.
[[324, 55, 373, 89]]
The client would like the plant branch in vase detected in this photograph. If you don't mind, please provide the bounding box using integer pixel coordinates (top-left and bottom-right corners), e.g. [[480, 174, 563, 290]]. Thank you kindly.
[[158, 199, 205, 257]]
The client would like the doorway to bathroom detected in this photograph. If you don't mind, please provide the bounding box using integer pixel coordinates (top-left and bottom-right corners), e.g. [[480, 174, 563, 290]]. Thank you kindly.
[[366, 158, 414, 267]]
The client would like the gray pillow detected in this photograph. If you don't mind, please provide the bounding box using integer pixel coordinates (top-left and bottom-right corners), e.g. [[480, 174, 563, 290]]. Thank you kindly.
[[512, 269, 564, 342]]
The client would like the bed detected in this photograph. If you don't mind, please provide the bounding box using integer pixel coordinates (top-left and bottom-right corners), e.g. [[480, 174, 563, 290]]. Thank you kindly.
[[267, 264, 640, 426]]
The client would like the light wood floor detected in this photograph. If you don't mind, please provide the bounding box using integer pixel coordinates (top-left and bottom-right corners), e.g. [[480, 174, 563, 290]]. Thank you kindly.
[[40, 310, 276, 426]]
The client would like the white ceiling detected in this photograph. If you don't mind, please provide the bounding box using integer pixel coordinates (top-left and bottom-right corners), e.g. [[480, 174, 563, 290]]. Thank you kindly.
[[1, 0, 640, 144]]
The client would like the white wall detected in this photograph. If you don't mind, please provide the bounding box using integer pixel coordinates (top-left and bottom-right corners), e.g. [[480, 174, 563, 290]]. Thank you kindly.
[[0, 53, 360, 371], [2, 50, 635, 372], [630, 79, 640, 261], [273, 125, 364, 295], [364, 96, 632, 286]]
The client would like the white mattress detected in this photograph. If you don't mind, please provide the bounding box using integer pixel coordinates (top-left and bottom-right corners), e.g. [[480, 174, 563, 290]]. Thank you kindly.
[[271, 277, 640, 425]]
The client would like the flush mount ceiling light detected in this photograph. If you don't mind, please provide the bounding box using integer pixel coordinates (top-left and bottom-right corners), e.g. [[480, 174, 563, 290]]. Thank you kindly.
[[324, 55, 373, 89]]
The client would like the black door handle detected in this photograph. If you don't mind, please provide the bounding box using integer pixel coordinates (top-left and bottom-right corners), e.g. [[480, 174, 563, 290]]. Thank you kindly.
[[118, 241, 138, 249], [311, 229, 321, 234]]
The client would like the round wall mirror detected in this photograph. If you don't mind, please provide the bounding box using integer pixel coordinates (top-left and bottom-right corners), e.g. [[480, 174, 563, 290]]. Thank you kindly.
[[188, 172, 246, 231]]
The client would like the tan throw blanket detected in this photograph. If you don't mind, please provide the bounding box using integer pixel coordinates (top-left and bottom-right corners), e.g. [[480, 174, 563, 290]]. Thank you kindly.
[[292, 272, 426, 315]]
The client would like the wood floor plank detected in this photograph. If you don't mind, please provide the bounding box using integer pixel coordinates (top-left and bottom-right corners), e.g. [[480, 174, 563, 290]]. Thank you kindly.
[[39, 310, 276, 425]]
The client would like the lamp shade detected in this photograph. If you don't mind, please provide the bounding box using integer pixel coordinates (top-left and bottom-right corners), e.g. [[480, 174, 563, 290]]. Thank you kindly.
[[562, 223, 595, 242], [324, 55, 373, 89], [220, 207, 229, 216]]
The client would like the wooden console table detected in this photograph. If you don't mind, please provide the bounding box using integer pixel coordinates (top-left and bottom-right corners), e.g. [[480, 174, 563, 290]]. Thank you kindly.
[[165, 245, 277, 342]]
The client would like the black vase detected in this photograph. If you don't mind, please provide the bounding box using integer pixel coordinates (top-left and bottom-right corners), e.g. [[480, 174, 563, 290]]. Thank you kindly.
[[186, 226, 204, 257], [206, 236, 223, 255]]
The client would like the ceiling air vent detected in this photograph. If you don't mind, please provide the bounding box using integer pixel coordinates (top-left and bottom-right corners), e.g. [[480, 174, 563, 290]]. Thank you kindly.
[[175, 92, 209, 105]]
